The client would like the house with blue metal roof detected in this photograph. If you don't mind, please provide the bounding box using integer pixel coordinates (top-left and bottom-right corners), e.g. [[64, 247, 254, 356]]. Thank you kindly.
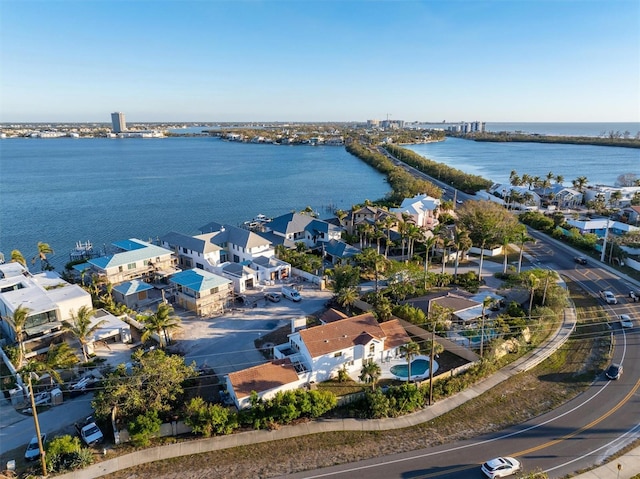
[[169, 268, 233, 317], [112, 280, 155, 310], [87, 239, 177, 285]]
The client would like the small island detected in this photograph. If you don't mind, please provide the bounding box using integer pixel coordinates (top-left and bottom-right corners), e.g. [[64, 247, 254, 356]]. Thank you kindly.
[[449, 130, 640, 149]]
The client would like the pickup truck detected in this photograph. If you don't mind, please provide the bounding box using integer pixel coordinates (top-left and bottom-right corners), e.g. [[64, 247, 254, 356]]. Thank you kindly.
[[76, 417, 104, 446], [599, 290, 618, 304]]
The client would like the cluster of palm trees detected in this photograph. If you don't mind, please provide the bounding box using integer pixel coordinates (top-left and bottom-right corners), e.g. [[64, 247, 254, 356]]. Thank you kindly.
[[10, 242, 55, 272]]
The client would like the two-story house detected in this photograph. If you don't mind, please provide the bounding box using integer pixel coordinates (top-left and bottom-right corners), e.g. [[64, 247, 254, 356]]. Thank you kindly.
[[0, 262, 93, 356], [87, 239, 177, 285], [262, 213, 342, 249], [391, 194, 441, 229], [224, 313, 411, 409], [168, 268, 233, 317]]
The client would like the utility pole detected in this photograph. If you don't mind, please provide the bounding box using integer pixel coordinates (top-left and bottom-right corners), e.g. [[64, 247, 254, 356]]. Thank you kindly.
[[28, 375, 47, 476], [600, 219, 610, 262]]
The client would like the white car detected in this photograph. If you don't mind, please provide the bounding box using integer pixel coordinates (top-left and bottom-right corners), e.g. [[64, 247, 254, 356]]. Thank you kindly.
[[24, 433, 46, 461], [619, 314, 633, 328], [80, 422, 104, 446], [600, 291, 617, 304], [481, 456, 521, 478]]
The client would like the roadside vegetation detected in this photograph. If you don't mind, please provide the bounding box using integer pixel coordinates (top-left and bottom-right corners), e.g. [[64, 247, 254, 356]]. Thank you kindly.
[[92, 280, 608, 479], [456, 130, 640, 149]]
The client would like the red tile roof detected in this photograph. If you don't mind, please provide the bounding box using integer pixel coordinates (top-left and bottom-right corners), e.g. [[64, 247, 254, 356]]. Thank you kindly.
[[227, 359, 299, 399], [299, 313, 409, 357]]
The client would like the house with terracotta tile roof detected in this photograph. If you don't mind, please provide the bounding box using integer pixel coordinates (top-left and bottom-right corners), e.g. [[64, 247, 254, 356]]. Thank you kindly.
[[275, 312, 410, 384], [224, 359, 306, 409], [224, 313, 412, 409]]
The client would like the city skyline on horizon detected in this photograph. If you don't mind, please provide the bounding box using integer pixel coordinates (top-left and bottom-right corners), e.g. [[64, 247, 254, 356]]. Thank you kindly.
[[1, 0, 639, 123]]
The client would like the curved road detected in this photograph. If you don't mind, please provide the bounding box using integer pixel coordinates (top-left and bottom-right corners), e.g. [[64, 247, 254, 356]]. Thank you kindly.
[[282, 227, 640, 478]]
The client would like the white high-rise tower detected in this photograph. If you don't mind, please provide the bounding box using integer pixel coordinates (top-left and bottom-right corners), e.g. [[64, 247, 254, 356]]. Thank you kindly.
[[111, 112, 126, 133]]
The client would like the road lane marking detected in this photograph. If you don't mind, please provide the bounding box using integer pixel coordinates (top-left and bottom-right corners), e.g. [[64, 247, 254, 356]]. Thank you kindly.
[[512, 378, 640, 458]]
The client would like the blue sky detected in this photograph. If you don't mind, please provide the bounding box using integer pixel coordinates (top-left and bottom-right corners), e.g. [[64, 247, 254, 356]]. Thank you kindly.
[[1, 0, 638, 123]]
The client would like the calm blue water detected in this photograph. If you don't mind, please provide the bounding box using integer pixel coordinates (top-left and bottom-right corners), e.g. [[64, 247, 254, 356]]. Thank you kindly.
[[406, 137, 639, 186], [0, 137, 389, 270]]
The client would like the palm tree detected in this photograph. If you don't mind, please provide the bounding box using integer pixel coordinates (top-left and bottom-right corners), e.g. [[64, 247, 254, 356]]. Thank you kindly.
[[337, 287, 359, 314], [31, 242, 54, 271], [399, 341, 421, 384], [19, 342, 79, 385], [8, 305, 31, 367], [62, 305, 104, 362], [555, 174, 564, 185], [453, 227, 472, 279], [141, 302, 182, 348], [359, 360, 382, 390], [572, 176, 589, 195], [515, 227, 535, 273], [421, 234, 437, 289], [10, 249, 27, 268], [382, 215, 397, 258]]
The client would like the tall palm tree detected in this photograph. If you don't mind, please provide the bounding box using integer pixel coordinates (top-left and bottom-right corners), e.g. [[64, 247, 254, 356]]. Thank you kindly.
[[527, 274, 540, 321], [10, 249, 27, 268], [62, 305, 104, 362], [31, 242, 54, 271], [141, 302, 182, 349], [421, 234, 437, 290], [8, 305, 31, 367], [359, 360, 382, 390], [399, 341, 421, 384], [453, 228, 472, 279], [382, 215, 397, 258], [515, 227, 535, 273]]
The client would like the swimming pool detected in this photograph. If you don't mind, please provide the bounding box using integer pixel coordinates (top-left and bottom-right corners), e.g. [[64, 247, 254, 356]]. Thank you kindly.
[[390, 356, 439, 380]]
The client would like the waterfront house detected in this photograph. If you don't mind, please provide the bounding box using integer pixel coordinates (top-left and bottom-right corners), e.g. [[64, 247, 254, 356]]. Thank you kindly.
[[322, 239, 361, 265], [87, 239, 177, 285], [488, 184, 541, 210], [161, 225, 289, 287], [263, 212, 342, 249], [0, 263, 92, 356], [168, 268, 233, 317], [547, 185, 583, 209], [391, 194, 441, 229], [584, 185, 640, 207], [225, 312, 411, 409], [344, 205, 397, 235]]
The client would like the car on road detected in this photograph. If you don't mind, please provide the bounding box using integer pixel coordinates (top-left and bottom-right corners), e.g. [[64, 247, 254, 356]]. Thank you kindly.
[[481, 456, 521, 478], [264, 292, 281, 303], [24, 433, 46, 461], [456, 199, 463, 204], [619, 314, 633, 328], [630, 291, 639, 302], [574, 256, 588, 265], [605, 363, 623, 380], [600, 290, 618, 304]]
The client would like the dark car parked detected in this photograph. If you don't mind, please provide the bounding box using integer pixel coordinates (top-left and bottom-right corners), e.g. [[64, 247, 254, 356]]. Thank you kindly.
[[574, 256, 588, 265]]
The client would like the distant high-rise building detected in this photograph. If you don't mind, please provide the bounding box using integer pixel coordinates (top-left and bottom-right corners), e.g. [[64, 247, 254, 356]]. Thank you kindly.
[[111, 112, 126, 133]]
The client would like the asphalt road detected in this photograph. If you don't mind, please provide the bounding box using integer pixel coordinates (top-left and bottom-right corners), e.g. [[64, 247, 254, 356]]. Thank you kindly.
[[281, 231, 640, 479]]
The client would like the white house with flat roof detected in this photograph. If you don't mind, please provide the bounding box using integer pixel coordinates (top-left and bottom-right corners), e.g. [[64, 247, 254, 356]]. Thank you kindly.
[[169, 268, 233, 317], [0, 263, 92, 347], [87, 239, 177, 285]]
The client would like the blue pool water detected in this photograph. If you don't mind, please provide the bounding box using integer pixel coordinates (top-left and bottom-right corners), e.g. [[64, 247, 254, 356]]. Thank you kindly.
[[390, 358, 437, 379]]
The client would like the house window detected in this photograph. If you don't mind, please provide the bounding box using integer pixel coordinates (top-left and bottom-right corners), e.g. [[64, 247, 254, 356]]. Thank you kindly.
[[210, 286, 219, 294], [196, 263, 204, 269], [118, 266, 123, 273], [127, 263, 136, 270], [369, 344, 375, 355], [334, 352, 342, 358]]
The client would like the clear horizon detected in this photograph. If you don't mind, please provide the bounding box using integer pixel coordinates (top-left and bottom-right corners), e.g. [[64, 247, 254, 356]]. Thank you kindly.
[[1, 0, 639, 123]]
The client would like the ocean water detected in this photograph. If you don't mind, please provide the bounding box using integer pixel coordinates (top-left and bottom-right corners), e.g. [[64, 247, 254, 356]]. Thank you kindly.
[[0, 137, 389, 270], [406, 137, 639, 186]]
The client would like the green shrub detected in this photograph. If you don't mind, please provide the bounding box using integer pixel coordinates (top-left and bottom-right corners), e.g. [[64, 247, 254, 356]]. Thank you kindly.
[[46, 435, 93, 473], [184, 397, 238, 437], [128, 410, 162, 447]]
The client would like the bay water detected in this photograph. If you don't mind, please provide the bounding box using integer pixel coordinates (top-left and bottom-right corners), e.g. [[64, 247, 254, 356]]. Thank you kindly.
[[0, 137, 389, 270], [1, 127, 638, 271]]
